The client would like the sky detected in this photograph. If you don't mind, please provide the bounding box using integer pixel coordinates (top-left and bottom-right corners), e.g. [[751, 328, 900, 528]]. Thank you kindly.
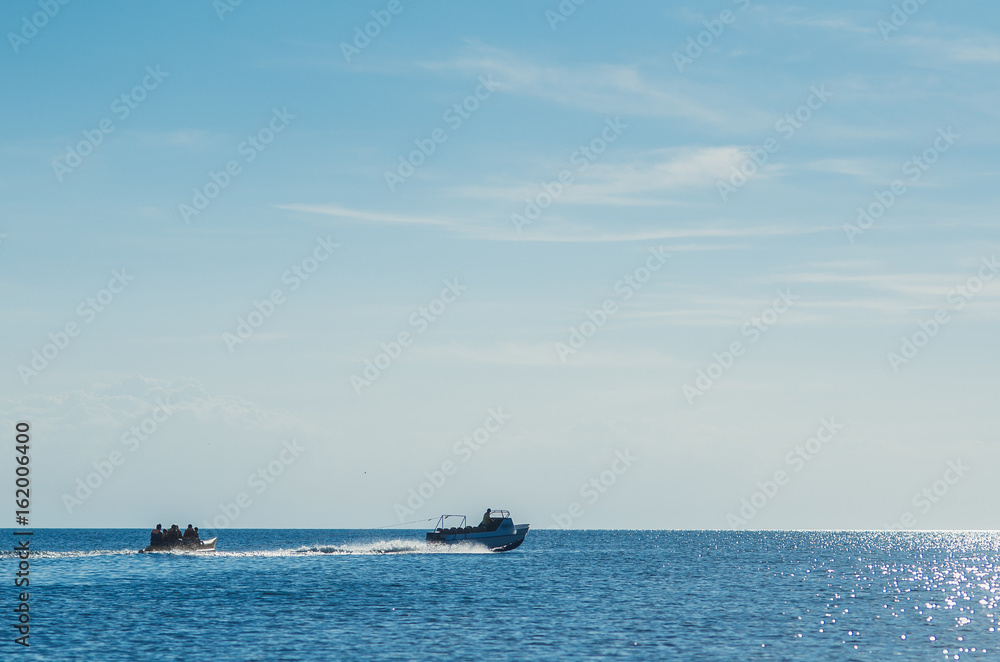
[[1, 1, 998, 532]]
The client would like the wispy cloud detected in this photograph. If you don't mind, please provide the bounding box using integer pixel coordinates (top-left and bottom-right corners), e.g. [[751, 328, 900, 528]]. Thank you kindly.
[[485, 224, 828, 243], [763, 8, 875, 34], [774, 271, 1000, 300], [413, 342, 676, 368], [448, 147, 750, 207], [276, 203, 455, 227], [0, 375, 313, 435], [805, 157, 891, 180], [278, 199, 829, 244], [891, 30, 1000, 65], [419, 46, 759, 127], [947, 44, 1000, 63], [571, 147, 759, 204]]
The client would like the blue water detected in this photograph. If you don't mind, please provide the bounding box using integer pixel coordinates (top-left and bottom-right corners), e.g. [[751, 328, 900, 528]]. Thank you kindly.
[[3, 529, 999, 660]]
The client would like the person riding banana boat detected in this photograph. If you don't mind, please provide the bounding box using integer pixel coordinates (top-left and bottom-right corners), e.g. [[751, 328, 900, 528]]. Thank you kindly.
[[142, 523, 216, 552]]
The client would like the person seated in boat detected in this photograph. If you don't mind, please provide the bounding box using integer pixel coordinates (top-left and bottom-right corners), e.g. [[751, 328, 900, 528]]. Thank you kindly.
[[182, 524, 196, 542], [193, 527, 201, 541], [150, 524, 164, 547], [166, 524, 181, 543], [480, 508, 492, 529]]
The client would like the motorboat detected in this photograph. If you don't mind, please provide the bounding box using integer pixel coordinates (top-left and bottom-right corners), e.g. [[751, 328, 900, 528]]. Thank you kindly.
[[426, 510, 528, 551], [140, 537, 217, 553]]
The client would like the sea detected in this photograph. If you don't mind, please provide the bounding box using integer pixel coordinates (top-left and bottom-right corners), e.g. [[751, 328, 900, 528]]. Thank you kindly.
[[3, 529, 998, 661]]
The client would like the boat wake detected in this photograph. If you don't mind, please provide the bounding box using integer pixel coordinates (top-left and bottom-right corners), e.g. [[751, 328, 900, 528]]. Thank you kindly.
[[2, 549, 141, 559], [3, 539, 493, 559], [287, 539, 494, 556]]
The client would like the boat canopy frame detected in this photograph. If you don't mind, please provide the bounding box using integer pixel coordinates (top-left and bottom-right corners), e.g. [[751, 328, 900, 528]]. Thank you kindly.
[[434, 514, 467, 530], [433, 510, 511, 531]]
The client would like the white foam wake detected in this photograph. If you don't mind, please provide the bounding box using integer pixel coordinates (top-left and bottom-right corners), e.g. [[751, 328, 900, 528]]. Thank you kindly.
[[1, 539, 494, 559], [287, 539, 494, 556]]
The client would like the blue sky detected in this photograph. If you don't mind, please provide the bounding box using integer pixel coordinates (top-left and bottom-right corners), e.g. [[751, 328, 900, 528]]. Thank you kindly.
[[1, 1, 998, 531]]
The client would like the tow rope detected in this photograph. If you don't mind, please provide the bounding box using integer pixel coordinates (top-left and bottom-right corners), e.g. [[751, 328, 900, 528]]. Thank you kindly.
[[375, 517, 438, 529]]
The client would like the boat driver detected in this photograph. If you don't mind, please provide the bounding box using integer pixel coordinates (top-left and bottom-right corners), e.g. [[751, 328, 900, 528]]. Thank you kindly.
[[480, 508, 492, 528]]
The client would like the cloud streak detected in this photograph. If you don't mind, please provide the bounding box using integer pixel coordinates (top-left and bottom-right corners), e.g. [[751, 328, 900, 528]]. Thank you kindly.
[[419, 46, 759, 127]]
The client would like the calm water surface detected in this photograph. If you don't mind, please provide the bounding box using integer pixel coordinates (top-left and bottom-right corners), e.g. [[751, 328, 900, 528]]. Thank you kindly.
[[3, 529, 998, 660]]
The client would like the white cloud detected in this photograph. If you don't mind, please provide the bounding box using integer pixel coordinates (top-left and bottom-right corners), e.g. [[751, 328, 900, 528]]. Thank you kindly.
[[769, 271, 1000, 300], [763, 8, 874, 34], [413, 342, 675, 369], [284, 199, 830, 243], [805, 158, 888, 179], [446, 146, 751, 207], [420, 46, 760, 127], [895, 34, 1000, 64], [947, 44, 1000, 63], [483, 223, 829, 244], [276, 203, 455, 227], [570, 147, 757, 203], [0, 375, 311, 435]]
